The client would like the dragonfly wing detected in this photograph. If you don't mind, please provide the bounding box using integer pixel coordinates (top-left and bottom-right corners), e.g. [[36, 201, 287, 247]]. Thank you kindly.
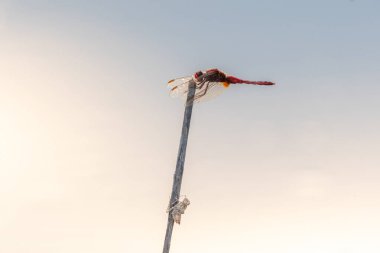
[[168, 78, 228, 105], [168, 76, 193, 99], [192, 82, 227, 103]]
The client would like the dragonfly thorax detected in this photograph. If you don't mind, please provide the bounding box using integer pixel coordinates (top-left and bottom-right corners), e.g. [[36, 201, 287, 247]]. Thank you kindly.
[[194, 69, 227, 83]]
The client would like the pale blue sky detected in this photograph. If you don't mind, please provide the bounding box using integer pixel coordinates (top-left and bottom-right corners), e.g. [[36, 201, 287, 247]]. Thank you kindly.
[[1, 1, 380, 252]]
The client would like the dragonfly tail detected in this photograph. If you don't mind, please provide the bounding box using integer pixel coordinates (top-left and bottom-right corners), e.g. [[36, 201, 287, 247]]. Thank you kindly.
[[226, 76, 275, 86]]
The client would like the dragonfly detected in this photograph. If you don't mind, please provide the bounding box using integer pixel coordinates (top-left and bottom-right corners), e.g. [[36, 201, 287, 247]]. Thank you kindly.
[[168, 68, 275, 104]]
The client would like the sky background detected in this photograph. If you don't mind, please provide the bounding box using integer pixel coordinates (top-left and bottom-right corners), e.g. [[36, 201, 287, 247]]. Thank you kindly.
[[1, 0, 380, 252]]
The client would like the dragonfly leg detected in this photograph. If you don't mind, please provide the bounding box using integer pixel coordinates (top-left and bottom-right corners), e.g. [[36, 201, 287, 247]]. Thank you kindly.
[[196, 80, 207, 89], [194, 82, 211, 100], [183, 80, 206, 95]]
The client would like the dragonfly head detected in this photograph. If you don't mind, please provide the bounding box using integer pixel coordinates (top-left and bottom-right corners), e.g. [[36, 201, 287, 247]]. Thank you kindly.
[[194, 71, 203, 79]]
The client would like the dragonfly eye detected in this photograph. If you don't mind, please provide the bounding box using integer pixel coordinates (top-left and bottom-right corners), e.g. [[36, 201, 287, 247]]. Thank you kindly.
[[194, 71, 203, 78]]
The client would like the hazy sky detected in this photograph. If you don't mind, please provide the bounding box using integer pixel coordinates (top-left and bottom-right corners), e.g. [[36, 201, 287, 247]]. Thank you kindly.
[[1, 1, 380, 252]]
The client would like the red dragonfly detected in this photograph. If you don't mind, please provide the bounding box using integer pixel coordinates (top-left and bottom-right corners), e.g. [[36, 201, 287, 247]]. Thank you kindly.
[[168, 68, 274, 104]]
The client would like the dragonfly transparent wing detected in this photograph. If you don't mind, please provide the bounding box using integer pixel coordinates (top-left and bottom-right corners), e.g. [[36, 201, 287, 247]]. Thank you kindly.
[[168, 77, 229, 105], [192, 82, 228, 104], [168, 76, 193, 100]]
